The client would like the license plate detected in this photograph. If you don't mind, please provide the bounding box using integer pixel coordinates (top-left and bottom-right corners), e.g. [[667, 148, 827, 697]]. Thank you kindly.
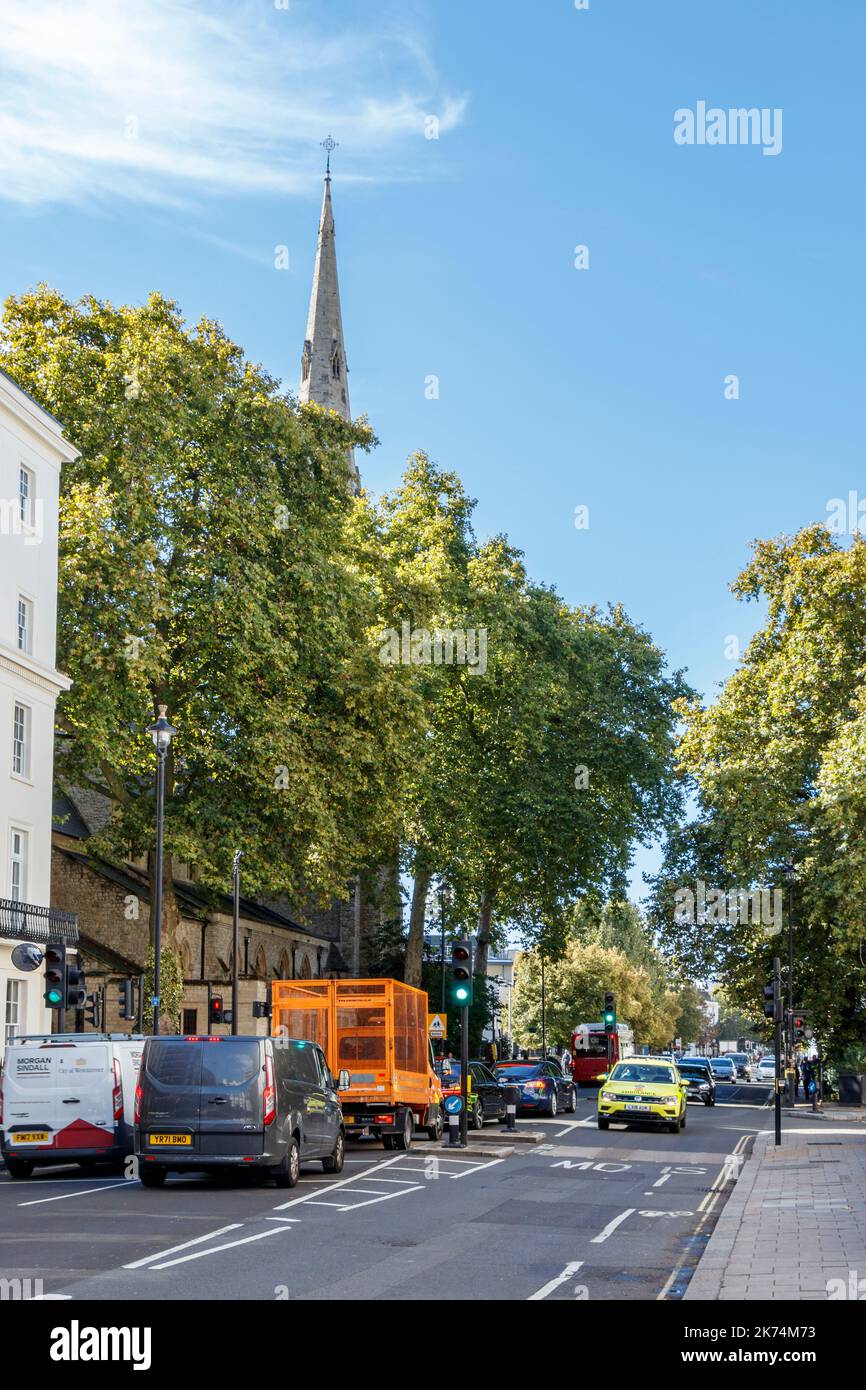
[[624, 1103, 651, 1112], [148, 1133, 192, 1146], [12, 1131, 49, 1143]]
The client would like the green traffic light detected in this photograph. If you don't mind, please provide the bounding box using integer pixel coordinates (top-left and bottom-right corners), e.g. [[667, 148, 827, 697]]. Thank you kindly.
[[454, 986, 469, 1002], [44, 989, 63, 1005]]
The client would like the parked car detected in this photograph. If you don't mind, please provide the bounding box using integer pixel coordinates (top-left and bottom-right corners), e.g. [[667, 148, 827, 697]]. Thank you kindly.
[[676, 1057, 716, 1106], [727, 1052, 753, 1081], [597, 1058, 687, 1133], [434, 1060, 508, 1128], [709, 1056, 737, 1082], [134, 1034, 347, 1188], [1, 1033, 144, 1178], [493, 1059, 577, 1117]]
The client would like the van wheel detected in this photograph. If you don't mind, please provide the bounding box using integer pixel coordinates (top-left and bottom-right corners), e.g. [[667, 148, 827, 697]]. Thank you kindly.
[[394, 1111, 414, 1151], [139, 1165, 167, 1188], [597, 1117, 610, 1131], [272, 1137, 300, 1189], [3, 1157, 34, 1179], [322, 1131, 345, 1174]]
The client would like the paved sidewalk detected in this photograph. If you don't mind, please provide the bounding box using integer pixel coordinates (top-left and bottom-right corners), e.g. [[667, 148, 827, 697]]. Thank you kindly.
[[685, 1121, 866, 1300]]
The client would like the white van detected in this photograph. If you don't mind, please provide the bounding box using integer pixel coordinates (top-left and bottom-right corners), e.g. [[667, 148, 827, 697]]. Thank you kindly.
[[0, 1034, 144, 1178]]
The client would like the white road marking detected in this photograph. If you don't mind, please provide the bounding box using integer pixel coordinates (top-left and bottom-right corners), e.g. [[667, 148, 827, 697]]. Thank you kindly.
[[554, 1121, 585, 1137], [272, 1153, 405, 1210], [590, 1208, 635, 1244], [152, 1225, 291, 1269], [528, 1260, 585, 1301], [19, 1181, 140, 1207], [333, 1184, 425, 1211], [451, 1157, 505, 1179], [123, 1223, 243, 1269]]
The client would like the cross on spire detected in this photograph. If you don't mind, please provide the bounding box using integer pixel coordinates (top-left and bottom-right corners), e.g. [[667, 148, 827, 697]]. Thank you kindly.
[[321, 134, 338, 176]]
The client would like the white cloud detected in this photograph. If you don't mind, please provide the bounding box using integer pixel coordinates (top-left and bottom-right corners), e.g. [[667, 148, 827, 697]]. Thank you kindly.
[[0, 0, 468, 207]]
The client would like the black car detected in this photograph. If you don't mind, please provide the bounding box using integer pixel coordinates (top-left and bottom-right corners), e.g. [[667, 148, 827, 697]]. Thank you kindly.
[[677, 1057, 716, 1106], [135, 1034, 348, 1188], [435, 1060, 508, 1128]]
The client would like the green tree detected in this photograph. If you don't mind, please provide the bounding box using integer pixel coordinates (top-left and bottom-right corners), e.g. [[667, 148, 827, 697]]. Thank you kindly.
[[0, 286, 421, 954], [649, 525, 866, 1059]]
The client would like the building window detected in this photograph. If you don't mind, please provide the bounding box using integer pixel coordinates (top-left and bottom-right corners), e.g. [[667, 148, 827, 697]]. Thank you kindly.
[[12, 703, 30, 778], [17, 595, 33, 654], [182, 1008, 197, 1034], [9, 829, 28, 902], [331, 350, 341, 380], [18, 464, 34, 528], [255, 946, 267, 978], [5, 978, 24, 1047]]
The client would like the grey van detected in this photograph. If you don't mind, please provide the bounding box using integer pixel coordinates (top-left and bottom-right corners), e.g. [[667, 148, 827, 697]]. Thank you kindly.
[[134, 1034, 347, 1188]]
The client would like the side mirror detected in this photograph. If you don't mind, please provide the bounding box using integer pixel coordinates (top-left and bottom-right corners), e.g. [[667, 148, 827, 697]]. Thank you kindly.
[[595, 1073, 608, 1083], [337, 1069, 351, 1091]]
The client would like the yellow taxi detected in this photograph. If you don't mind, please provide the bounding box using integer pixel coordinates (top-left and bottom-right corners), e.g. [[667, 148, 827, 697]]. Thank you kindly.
[[597, 1057, 687, 1133]]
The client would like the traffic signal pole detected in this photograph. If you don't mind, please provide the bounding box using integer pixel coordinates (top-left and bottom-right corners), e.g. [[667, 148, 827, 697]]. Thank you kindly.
[[460, 1004, 469, 1147]]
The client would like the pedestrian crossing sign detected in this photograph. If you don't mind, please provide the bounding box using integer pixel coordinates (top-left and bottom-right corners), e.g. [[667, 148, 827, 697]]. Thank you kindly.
[[427, 1012, 446, 1040]]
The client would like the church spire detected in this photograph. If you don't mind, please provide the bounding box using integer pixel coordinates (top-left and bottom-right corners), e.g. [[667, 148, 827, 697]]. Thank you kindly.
[[299, 139, 357, 483]]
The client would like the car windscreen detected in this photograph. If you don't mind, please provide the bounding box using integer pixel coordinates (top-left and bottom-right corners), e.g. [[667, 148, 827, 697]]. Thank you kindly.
[[610, 1064, 675, 1084]]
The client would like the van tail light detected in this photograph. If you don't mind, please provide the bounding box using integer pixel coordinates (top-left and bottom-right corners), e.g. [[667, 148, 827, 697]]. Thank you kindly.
[[113, 1057, 124, 1122], [263, 1056, 276, 1127], [134, 1083, 143, 1125]]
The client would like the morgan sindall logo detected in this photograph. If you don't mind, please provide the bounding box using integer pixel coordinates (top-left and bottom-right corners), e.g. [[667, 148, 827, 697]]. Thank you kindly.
[[49, 1321, 152, 1371]]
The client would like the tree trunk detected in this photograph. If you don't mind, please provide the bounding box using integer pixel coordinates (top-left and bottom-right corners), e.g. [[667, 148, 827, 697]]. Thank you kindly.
[[405, 862, 432, 987], [475, 887, 493, 979]]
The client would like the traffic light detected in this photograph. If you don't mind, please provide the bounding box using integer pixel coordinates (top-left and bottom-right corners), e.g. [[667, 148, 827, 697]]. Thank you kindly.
[[43, 942, 67, 1008], [209, 993, 224, 1027], [763, 978, 781, 1023], [603, 991, 616, 1034], [117, 978, 134, 1020], [450, 941, 473, 1008], [65, 957, 87, 1011], [84, 992, 101, 1029], [793, 1015, 807, 1042]]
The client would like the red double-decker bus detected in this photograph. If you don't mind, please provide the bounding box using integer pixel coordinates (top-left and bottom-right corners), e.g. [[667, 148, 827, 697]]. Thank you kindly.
[[570, 1022, 635, 1086]]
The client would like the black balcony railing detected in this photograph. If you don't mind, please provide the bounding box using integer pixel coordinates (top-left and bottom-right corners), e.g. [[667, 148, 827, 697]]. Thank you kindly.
[[0, 897, 78, 944]]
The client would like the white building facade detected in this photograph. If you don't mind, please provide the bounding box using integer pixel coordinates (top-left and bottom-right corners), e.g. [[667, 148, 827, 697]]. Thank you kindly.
[[0, 368, 78, 1055]]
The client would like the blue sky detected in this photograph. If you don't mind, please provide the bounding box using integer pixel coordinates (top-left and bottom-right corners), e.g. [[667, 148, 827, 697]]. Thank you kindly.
[[2, 0, 863, 896]]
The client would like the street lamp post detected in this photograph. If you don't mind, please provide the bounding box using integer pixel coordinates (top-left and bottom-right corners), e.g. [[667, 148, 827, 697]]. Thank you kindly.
[[540, 952, 546, 1059], [783, 862, 795, 1099], [232, 850, 244, 1036], [146, 705, 177, 1037]]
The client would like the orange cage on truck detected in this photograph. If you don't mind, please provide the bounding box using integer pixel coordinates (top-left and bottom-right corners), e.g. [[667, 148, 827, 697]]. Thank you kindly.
[[271, 978, 443, 1149]]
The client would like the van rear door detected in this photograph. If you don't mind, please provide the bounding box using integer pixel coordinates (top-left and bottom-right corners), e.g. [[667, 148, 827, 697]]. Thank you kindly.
[[3, 1041, 114, 1153], [198, 1038, 264, 1156], [138, 1039, 204, 1155]]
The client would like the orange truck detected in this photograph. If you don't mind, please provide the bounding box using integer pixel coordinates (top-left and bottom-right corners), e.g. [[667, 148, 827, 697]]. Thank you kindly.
[[271, 978, 443, 1150]]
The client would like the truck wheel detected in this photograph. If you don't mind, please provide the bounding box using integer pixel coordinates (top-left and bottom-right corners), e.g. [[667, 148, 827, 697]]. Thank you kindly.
[[139, 1165, 167, 1188], [394, 1111, 414, 1151], [272, 1137, 300, 1188], [426, 1112, 444, 1142], [322, 1130, 345, 1174], [3, 1157, 34, 1179], [382, 1135, 396, 1151]]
